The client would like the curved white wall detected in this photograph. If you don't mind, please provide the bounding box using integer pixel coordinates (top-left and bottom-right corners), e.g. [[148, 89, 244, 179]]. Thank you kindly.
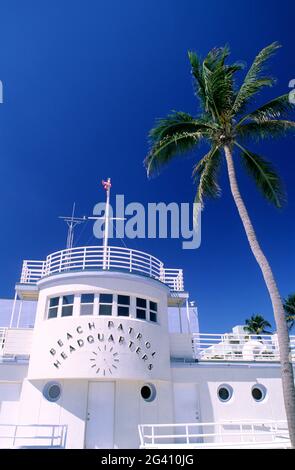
[[28, 271, 171, 381]]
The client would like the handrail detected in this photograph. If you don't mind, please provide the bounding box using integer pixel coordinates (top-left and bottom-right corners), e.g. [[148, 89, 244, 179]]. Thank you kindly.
[[192, 333, 295, 362], [20, 245, 184, 291], [0, 424, 67, 448], [138, 420, 290, 448]]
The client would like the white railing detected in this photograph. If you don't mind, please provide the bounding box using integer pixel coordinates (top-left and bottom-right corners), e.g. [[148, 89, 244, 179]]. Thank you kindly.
[[192, 333, 295, 362], [138, 420, 290, 449], [20, 260, 45, 284], [0, 328, 5, 352], [20, 246, 184, 291], [0, 424, 67, 448], [0, 328, 33, 357]]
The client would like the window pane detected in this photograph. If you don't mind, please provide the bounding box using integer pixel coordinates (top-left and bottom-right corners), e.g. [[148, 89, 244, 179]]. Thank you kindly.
[[80, 304, 94, 316], [118, 295, 130, 305], [150, 301, 157, 312], [63, 295, 74, 305], [48, 307, 58, 319], [61, 305, 73, 317], [81, 293, 94, 304], [150, 311, 157, 322], [118, 306, 129, 316], [136, 298, 146, 308], [99, 304, 112, 316], [49, 297, 59, 308], [136, 308, 146, 320], [100, 294, 113, 304]]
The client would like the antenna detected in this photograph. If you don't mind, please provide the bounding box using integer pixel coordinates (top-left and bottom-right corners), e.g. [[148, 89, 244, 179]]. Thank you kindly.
[[59, 203, 86, 250]]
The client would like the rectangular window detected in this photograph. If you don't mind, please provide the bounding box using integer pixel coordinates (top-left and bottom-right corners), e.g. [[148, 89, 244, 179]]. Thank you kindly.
[[48, 297, 59, 319], [136, 297, 147, 320], [99, 293, 113, 316], [100, 294, 113, 304], [99, 304, 112, 316], [118, 295, 130, 305], [80, 293, 94, 316], [136, 308, 146, 320], [61, 295, 74, 317], [118, 306, 129, 316], [136, 298, 146, 309], [149, 301, 158, 323], [117, 295, 130, 316]]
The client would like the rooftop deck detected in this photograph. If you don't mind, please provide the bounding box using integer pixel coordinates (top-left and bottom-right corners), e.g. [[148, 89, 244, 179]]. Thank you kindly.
[[19, 245, 184, 292], [1, 328, 294, 363]]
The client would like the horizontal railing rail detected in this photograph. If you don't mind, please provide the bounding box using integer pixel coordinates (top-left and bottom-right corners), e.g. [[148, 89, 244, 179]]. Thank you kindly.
[[0, 424, 67, 449], [138, 420, 290, 448], [192, 333, 295, 362], [20, 246, 184, 291], [0, 328, 34, 357]]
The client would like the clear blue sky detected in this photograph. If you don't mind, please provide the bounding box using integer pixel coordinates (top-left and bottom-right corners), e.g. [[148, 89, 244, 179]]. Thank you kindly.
[[0, 0, 294, 333]]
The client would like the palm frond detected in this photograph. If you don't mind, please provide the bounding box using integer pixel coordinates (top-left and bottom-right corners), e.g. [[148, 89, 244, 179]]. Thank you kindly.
[[237, 94, 294, 125], [236, 143, 285, 208], [145, 131, 201, 177], [149, 111, 213, 142], [193, 146, 222, 208], [188, 51, 207, 110], [232, 42, 281, 114], [236, 119, 295, 140], [145, 112, 212, 176], [189, 47, 243, 120]]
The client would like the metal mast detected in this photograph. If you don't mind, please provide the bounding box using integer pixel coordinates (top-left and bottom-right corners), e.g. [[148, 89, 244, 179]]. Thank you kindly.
[[89, 178, 125, 269], [59, 203, 86, 250]]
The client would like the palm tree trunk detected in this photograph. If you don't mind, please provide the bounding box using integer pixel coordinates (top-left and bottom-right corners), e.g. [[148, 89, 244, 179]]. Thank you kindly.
[[224, 144, 295, 448]]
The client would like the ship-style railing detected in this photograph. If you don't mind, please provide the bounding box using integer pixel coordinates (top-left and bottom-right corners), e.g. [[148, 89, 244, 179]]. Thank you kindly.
[[192, 333, 295, 362], [0, 328, 33, 357], [0, 424, 67, 448], [20, 246, 184, 292], [138, 420, 290, 449]]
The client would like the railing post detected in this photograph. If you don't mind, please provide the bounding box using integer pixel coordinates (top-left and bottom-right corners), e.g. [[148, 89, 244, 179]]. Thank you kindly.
[[129, 250, 133, 273], [83, 247, 87, 270], [159, 263, 165, 282], [12, 424, 18, 448]]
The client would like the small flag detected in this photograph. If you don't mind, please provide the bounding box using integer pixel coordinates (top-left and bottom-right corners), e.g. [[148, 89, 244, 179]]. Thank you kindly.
[[102, 179, 111, 190]]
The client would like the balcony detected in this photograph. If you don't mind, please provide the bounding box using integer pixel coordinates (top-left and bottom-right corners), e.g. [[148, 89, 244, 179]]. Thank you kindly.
[[19, 246, 184, 293], [192, 333, 295, 362]]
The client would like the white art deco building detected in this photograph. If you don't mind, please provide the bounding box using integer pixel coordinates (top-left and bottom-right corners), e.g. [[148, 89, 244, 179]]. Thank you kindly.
[[0, 190, 294, 449]]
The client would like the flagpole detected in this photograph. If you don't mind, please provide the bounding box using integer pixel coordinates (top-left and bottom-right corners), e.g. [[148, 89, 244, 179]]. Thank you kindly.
[[102, 178, 111, 269]]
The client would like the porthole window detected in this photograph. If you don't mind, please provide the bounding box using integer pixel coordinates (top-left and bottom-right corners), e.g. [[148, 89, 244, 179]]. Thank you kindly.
[[217, 384, 233, 402], [252, 385, 266, 402], [140, 383, 156, 402], [43, 382, 62, 402]]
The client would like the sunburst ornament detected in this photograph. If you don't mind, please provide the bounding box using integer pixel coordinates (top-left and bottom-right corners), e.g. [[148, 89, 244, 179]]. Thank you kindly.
[[89, 344, 120, 376]]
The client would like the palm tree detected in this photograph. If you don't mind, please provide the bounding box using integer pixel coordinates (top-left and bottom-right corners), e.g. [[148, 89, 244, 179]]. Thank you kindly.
[[244, 315, 272, 335], [144, 43, 295, 446], [284, 294, 295, 331]]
